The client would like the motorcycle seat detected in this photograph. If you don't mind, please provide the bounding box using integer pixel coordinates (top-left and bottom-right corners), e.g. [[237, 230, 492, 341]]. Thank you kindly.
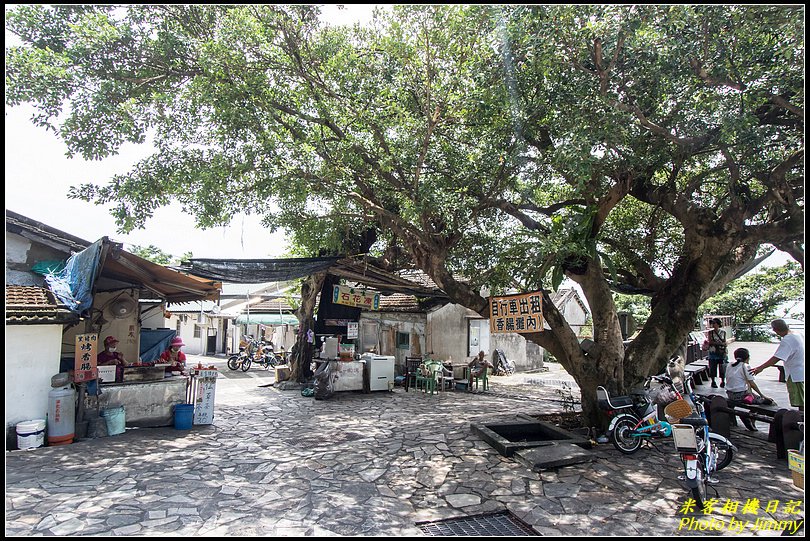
[[600, 395, 634, 409], [678, 416, 708, 428]]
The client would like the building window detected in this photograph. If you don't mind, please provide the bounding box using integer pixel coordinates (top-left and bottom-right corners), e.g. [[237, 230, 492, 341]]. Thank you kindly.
[[396, 331, 409, 349], [194, 325, 201, 338]]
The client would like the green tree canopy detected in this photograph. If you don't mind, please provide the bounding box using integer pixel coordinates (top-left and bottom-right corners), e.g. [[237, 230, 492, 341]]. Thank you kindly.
[[700, 262, 805, 324], [7, 5, 804, 422], [128, 244, 192, 266]]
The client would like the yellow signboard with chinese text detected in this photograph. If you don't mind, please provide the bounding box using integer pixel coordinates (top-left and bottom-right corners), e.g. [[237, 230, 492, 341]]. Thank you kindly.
[[332, 285, 380, 310], [74, 333, 99, 382], [489, 291, 543, 334]]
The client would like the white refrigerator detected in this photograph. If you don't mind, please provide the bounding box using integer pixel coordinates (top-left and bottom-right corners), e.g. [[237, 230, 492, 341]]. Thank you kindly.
[[361, 354, 395, 391]]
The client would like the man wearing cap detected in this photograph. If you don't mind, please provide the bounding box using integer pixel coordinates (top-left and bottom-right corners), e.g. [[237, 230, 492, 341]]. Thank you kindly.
[[160, 336, 187, 373], [98, 336, 127, 366], [98, 336, 127, 383]]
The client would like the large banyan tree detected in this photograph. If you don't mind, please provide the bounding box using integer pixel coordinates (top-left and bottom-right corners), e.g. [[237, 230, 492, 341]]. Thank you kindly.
[[6, 5, 803, 423]]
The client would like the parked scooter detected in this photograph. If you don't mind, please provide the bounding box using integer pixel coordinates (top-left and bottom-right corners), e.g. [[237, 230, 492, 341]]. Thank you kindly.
[[666, 358, 737, 508]]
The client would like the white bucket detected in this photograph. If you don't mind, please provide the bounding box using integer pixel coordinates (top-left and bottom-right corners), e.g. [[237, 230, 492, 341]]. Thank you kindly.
[[16, 419, 46, 450]]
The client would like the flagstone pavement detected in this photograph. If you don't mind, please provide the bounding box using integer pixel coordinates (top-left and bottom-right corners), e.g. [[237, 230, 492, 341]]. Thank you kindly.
[[5, 343, 804, 537]]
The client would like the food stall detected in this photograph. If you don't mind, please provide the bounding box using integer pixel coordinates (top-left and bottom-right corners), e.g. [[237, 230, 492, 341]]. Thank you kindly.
[[48, 238, 221, 432]]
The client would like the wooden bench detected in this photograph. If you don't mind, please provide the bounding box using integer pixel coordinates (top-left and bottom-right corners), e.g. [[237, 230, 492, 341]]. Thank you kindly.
[[775, 363, 786, 383], [684, 361, 710, 384], [695, 392, 785, 427]]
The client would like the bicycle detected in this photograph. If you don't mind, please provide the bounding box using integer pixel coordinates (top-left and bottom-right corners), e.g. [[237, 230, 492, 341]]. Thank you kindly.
[[597, 375, 678, 454]]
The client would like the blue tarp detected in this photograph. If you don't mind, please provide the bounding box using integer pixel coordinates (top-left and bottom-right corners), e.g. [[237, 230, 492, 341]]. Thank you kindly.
[[140, 329, 177, 363], [44, 239, 104, 314]]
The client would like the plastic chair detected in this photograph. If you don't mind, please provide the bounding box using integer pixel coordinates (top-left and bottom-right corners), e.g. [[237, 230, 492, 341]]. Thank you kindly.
[[419, 361, 443, 395], [465, 365, 489, 391], [404, 357, 423, 392]]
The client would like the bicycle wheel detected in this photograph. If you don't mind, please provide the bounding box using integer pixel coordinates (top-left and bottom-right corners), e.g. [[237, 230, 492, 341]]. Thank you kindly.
[[709, 433, 734, 471], [610, 417, 643, 454], [241, 358, 252, 372], [227, 355, 240, 371]]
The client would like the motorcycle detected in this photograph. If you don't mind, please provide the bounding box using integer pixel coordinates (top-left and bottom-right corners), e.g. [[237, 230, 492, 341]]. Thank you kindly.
[[666, 358, 737, 508], [253, 342, 278, 370], [597, 361, 735, 478]]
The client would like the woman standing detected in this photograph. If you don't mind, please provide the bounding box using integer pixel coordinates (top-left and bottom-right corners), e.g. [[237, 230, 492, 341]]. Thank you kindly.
[[706, 318, 728, 388]]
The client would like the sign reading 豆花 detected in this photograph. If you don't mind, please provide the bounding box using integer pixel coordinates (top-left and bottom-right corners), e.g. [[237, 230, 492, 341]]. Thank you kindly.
[[489, 291, 543, 334], [74, 333, 99, 381]]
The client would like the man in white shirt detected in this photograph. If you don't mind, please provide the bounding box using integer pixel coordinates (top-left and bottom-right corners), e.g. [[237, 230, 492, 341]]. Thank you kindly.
[[752, 319, 805, 411]]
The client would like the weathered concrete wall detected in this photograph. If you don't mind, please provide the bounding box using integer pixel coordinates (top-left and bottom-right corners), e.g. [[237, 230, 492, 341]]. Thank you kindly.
[[63, 290, 141, 362], [426, 303, 470, 364], [359, 312, 427, 374], [5, 324, 63, 431], [5, 233, 75, 287], [98, 379, 188, 427], [428, 303, 545, 372], [491, 333, 545, 371]]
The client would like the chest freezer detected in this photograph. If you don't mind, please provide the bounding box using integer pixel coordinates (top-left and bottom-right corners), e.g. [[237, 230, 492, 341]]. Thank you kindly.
[[361, 354, 395, 391]]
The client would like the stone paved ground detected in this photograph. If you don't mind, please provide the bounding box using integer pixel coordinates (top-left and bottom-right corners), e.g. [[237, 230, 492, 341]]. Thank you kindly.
[[5, 343, 804, 536]]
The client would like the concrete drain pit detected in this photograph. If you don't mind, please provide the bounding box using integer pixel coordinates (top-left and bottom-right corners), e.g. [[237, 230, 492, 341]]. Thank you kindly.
[[471, 420, 591, 457]]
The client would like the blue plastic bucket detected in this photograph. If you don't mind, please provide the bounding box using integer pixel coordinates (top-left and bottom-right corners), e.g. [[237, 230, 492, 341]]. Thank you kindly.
[[101, 405, 126, 436], [174, 404, 194, 430]]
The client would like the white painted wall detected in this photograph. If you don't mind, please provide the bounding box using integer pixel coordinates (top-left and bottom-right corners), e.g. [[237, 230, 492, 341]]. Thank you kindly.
[[427, 303, 545, 371], [5, 324, 64, 432]]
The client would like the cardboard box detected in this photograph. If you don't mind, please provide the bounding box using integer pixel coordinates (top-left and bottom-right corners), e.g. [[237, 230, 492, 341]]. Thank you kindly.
[[788, 450, 804, 489]]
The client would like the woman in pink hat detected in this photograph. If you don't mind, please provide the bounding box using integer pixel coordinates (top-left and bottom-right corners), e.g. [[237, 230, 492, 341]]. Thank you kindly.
[[160, 336, 187, 373]]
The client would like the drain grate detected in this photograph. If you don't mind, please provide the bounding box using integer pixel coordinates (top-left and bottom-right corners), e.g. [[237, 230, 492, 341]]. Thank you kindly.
[[419, 511, 540, 536]]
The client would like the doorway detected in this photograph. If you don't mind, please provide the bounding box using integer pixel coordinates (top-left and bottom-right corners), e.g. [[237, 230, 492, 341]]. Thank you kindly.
[[468, 319, 491, 359]]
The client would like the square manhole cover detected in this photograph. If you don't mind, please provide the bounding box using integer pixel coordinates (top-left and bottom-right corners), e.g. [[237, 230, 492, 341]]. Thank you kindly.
[[419, 511, 540, 536]]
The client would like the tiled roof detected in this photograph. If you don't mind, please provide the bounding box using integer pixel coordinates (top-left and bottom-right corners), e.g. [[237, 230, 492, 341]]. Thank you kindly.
[[6, 285, 77, 325], [378, 293, 422, 312], [6, 210, 90, 253], [247, 298, 295, 312]]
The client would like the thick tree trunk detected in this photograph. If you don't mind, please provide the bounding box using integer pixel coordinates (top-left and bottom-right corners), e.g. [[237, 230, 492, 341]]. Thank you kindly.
[[564, 259, 626, 427], [290, 272, 327, 383]]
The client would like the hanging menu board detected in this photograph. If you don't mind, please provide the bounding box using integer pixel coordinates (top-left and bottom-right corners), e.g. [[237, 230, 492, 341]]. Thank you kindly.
[[489, 291, 543, 334]]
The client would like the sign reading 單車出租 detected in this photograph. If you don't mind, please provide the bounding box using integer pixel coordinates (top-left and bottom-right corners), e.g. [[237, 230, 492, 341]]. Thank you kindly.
[[489, 291, 543, 334], [74, 333, 99, 381], [332, 284, 380, 310]]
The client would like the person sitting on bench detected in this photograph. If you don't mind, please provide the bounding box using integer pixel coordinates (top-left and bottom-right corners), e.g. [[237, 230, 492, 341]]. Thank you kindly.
[[726, 347, 771, 405]]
